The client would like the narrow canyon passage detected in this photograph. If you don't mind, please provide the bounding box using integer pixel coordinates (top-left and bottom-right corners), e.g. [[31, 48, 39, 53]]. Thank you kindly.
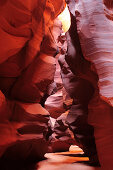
[[0, 0, 113, 170]]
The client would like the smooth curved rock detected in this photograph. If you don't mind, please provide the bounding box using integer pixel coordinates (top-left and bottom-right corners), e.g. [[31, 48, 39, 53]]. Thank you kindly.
[[75, 0, 113, 168], [75, 0, 113, 106], [0, 0, 65, 163]]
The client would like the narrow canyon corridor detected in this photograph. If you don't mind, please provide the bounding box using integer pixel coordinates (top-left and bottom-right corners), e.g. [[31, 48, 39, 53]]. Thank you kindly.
[[0, 0, 113, 169]]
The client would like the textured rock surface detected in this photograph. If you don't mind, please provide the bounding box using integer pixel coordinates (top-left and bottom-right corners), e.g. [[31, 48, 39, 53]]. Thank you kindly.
[[75, 0, 113, 106], [45, 18, 76, 152], [45, 18, 65, 118], [75, 0, 113, 168], [1, 0, 113, 169], [0, 0, 66, 166], [59, 1, 99, 166]]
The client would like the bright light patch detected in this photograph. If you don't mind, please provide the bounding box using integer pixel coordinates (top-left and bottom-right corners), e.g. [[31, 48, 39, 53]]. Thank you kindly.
[[58, 5, 71, 33]]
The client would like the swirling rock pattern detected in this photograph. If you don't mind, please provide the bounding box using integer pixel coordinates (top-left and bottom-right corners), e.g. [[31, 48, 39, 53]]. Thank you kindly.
[[75, 0, 113, 106], [0, 0, 65, 167], [75, 0, 113, 168]]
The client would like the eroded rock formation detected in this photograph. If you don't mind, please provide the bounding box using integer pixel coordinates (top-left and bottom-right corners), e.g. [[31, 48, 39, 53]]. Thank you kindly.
[[74, 0, 113, 168], [0, 0, 66, 168], [0, 0, 113, 169]]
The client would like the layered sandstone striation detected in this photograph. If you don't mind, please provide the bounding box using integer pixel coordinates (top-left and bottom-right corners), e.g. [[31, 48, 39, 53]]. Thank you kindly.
[[0, 0, 66, 167], [75, 0, 113, 168]]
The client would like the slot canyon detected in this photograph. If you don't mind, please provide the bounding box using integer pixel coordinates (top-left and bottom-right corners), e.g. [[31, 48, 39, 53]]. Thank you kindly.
[[0, 0, 113, 169]]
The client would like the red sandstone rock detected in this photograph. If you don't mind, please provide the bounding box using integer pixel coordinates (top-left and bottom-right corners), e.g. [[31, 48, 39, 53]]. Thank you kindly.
[[0, 0, 66, 162]]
